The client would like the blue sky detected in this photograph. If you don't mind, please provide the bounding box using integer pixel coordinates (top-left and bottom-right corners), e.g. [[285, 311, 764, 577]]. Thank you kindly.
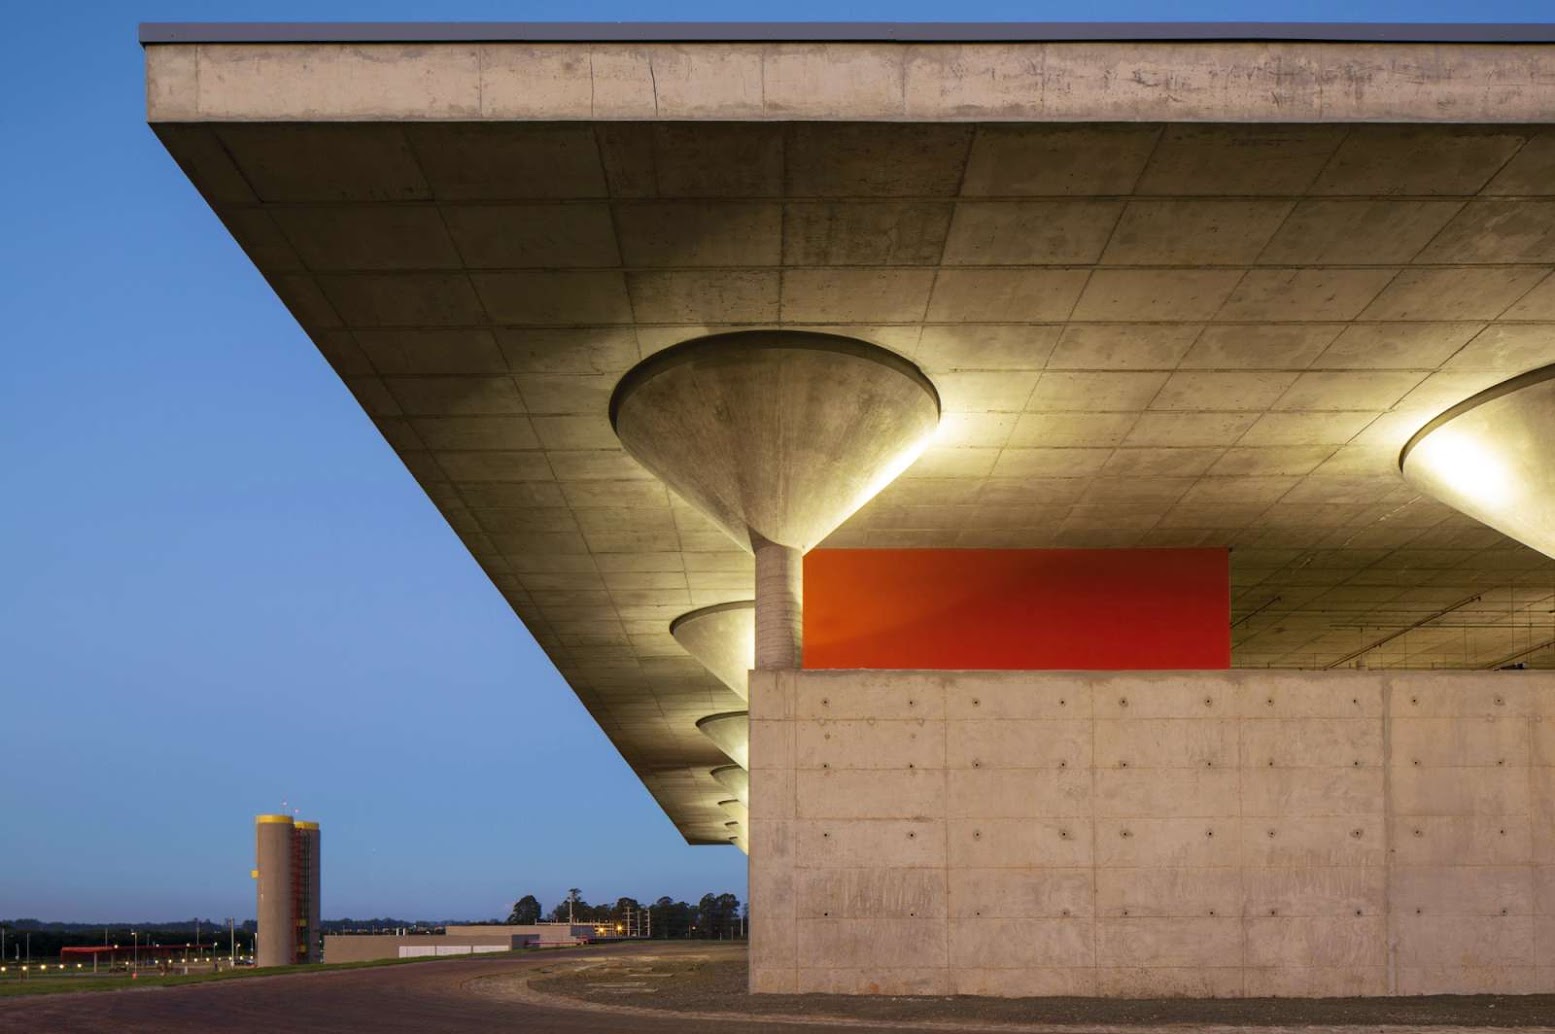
[[1, 1, 1549, 923]]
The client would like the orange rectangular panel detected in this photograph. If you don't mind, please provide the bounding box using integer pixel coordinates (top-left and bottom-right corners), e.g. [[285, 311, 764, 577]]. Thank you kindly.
[[803, 548, 1230, 670]]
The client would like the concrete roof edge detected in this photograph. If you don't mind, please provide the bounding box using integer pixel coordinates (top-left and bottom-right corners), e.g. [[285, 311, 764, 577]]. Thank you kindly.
[[137, 21, 1555, 45]]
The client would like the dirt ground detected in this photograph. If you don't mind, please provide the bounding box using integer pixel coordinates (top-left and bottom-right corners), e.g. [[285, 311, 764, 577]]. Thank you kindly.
[[531, 944, 1555, 1029]]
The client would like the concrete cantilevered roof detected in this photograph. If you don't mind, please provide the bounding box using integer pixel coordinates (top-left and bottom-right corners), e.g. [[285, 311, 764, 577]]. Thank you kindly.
[[145, 26, 1555, 842]]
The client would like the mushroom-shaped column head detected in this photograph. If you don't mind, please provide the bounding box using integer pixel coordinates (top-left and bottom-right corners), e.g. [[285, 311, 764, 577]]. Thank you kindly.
[[711, 764, 749, 805], [613, 332, 939, 668], [696, 711, 749, 770], [1401, 364, 1555, 559], [671, 601, 755, 700], [610, 331, 941, 553]]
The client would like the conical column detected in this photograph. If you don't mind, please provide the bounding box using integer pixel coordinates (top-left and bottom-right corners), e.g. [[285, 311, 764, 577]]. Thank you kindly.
[[696, 711, 749, 769], [671, 601, 755, 699], [1401, 364, 1555, 559], [612, 331, 940, 672], [711, 765, 748, 805]]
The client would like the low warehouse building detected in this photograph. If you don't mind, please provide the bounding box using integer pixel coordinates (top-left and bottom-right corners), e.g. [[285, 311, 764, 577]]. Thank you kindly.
[[323, 924, 595, 963]]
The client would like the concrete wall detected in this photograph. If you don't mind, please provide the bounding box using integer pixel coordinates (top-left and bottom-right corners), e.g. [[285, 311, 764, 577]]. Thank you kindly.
[[749, 669, 1555, 996]]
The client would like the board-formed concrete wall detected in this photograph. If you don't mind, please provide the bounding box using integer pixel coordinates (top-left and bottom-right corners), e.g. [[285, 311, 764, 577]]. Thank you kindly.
[[749, 670, 1555, 996]]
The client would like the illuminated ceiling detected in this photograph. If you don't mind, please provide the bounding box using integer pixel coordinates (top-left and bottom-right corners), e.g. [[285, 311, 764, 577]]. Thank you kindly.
[[146, 33, 1555, 842]]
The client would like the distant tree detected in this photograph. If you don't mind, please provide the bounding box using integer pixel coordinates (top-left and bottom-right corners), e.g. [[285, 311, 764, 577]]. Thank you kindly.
[[696, 893, 742, 939], [507, 895, 542, 925], [604, 897, 642, 934], [651, 896, 693, 938], [548, 888, 586, 923]]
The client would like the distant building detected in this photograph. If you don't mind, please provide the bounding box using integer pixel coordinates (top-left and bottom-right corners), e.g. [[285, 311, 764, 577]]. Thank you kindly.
[[324, 923, 595, 964], [253, 814, 321, 967]]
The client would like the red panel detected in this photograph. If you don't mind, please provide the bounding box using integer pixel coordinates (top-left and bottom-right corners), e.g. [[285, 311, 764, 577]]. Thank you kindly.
[[803, 548, 1229, 670]]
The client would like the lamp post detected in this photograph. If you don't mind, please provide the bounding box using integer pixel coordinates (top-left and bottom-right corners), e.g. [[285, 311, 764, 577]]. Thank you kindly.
[[131, 931, 138, 970]]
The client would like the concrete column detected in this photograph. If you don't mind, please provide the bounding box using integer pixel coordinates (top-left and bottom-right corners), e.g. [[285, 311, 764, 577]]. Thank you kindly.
[[254, 815, 295, 968], [753, 535, 802, 669]]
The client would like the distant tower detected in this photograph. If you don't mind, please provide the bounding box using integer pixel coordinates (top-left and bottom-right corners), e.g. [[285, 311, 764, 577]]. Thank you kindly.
[[253, 814, 322, 966], [294, 821, 322, 963]]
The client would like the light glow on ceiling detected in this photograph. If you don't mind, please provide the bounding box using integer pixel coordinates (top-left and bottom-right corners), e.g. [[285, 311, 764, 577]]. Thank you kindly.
[[833, 418, 943, 539], [1405, 424, 1515, 510], [1400, 365, 1555, 560]]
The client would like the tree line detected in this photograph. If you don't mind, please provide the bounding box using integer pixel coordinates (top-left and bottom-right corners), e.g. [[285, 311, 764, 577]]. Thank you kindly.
[[506, 889, 745, 938], [0, 920, 251, 962]]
